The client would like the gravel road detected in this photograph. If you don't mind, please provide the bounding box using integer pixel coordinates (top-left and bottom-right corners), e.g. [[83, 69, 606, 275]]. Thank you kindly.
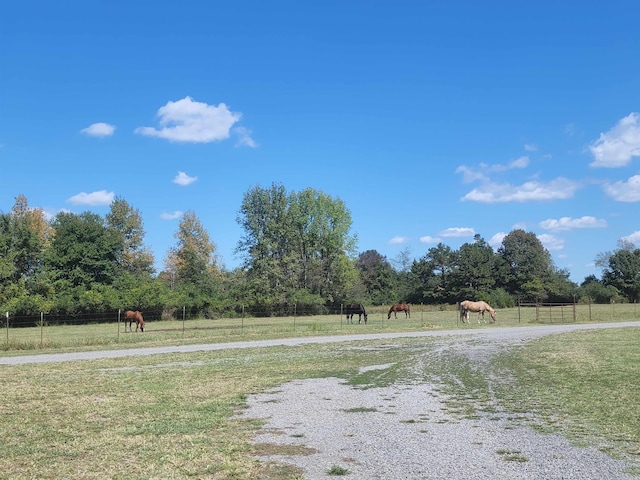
[[233, 322, 640, 479], [1, 321, 638, 365]]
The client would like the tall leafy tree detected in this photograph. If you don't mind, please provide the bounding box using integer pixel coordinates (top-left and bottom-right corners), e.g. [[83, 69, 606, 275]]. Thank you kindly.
[[7, 195, 52, 282], [597, 241, 640, 302], [497, 229, 554, 300], [236, 183, 293, 306], [165, 210, 219, 286], [106, 197, 155, 276], [163, 210, 221, 315], [236, 183, 357, 309], [409, 243, 457, 303], [453, 234, 496, 298], [46, 211, 122, 287], [289, 188, 357, 303], [355, 250, 398, 304]]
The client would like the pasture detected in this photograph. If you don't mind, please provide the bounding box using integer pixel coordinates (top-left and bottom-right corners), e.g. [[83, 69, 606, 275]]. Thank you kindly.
[[0, 312, 639, 478], [1, 302, 638, 354]]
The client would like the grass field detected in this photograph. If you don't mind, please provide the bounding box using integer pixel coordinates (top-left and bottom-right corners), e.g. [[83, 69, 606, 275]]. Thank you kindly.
[[1, 306, 639, 479], [1, 302, 638, 354]]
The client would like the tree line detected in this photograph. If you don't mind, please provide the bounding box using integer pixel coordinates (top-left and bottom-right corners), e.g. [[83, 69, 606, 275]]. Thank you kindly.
[[1, 185, 639, 317]]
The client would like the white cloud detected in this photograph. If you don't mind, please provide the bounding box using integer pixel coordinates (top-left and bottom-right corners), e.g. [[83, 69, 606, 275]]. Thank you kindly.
[[538, 233, 565, 251], [81, 122, 115, 137], [67, 190, 114, 206], [490, 156, 530, 172], [135, 96, 242, 143], [389, 236, 409, 244], [455, 165, 487, 183], [603, 174, 640, 202], [173, 171, 198, 186], [589, 112, 640, 167], [489, 232, 506, 249], [621, 231, 640, 245], [456, 156, 528, 183], [539, 216, 607, 231], [161, 211, 183, 220], [419, 235, 440, 244], [461, 178, 579, 203], [524, 143, 538, 152], [234, 126, 257, 148], [439, 227, 475, 238]]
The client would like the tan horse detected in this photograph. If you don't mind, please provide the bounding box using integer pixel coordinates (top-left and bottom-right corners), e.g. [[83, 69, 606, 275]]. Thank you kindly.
[[388, 303, 411, 319], [459, 300, 496, 324], [124, 310, 145, 332]]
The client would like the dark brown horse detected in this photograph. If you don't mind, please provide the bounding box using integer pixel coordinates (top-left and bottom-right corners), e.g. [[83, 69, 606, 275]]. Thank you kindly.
[[388, 303, 411, 319], [345, 304, 368, 324], [124, 310, 145, 332]]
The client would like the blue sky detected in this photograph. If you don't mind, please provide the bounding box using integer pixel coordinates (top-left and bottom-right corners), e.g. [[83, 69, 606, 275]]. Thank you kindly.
[[1, 1, 639, 283]]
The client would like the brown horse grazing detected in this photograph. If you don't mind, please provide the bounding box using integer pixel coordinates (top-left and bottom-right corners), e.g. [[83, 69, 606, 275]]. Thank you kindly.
[[388, 303, 411, 319], [345, 304, 368, 324], [124, 310, 145, 332], [459, 300, 496, 324]]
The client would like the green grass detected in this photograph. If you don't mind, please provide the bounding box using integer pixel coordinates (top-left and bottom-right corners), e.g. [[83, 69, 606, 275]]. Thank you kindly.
[[1, 314, 639, 479], [2, 302, 638, 354], [493, 327, 640, 453], [327, 465, 350, 475]]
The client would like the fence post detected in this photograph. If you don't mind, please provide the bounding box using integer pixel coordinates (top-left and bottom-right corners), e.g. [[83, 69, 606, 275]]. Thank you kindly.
[[40, 312, 44, 348], [5, 311, 8, 345], [241, 305, 245, 332], [117, 309, 120, 341], [182, 306, 186, 336], [340, 304, 343, 328], [293, 303, 297, 331]]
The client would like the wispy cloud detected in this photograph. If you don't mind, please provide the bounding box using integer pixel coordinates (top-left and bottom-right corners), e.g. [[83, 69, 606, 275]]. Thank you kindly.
[[538, 233, 565, 251], [81, 122, 115, 137], [419, 235, 440, 244], [603, 174, 640, 202], [439, 227, 475, 238], [161, 211, 183, 220], [461, 178, 579, 203], [389, 236, 409, 244], [589, 112, 640, 167], [67, 190, 114, 206], [539, 216, 607, 232], [173, 171, 198, 186], [456, 156, 529, 183], [621, 230, 640, 245], [135, 96, 242, 143], [234, 126, 257, 148], [524, 144, 538, 152]]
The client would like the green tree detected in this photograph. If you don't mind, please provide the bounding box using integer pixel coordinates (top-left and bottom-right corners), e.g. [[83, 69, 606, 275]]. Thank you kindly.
[[236, 183, 357, 311], [597, 241, 640, 302], [409, 243, 457, 304], [44, 211, 123, 313], [497, 229, 554, 301], [165, 210, 220, 314], [355, 250, 398, 304], [106, 196, 155, 276], [453, 234, 497, 299]]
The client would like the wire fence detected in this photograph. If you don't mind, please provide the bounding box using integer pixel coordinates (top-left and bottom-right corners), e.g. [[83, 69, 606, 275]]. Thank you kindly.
[[1, 301, 638, 351]]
